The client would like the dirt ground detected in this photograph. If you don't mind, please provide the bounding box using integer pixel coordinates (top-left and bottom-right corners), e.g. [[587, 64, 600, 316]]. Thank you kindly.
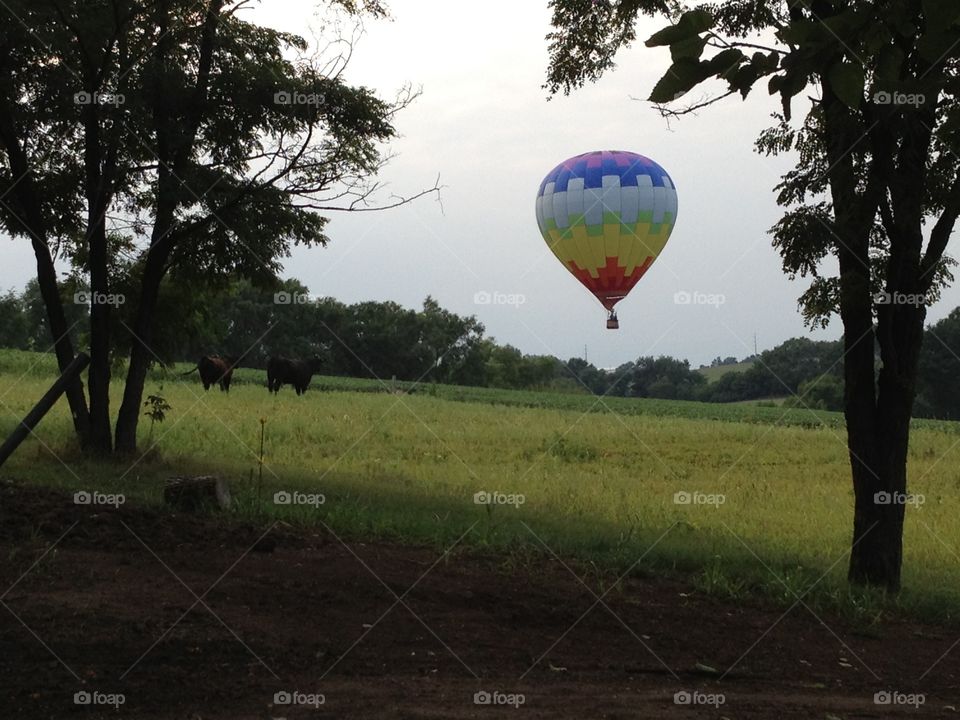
[[0, 482, 958, 719]]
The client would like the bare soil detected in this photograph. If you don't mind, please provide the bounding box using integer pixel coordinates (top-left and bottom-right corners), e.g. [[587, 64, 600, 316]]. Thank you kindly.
[[1, 482, 958, 719]]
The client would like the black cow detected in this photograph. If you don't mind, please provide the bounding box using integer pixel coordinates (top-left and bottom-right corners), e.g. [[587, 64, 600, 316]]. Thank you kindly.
[[267, 356, 323, 395], [181, 355, 237, 392]]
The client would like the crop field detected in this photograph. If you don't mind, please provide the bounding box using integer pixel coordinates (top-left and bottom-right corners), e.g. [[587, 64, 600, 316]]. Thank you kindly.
[[696, 360, 757, 383], [2, 348, 960, 621]]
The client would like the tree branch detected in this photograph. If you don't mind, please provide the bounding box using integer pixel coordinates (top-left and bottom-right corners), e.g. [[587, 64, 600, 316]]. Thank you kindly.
[[920, 169, 960, 290], [640, 90, 737, 119]]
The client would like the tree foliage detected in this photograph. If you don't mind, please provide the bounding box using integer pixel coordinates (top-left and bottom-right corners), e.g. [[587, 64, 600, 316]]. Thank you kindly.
[[916, 308, 960, 419]]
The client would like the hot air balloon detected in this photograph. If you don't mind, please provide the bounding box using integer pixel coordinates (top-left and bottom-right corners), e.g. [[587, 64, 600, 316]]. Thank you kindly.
[[535, 150, 678, 329]]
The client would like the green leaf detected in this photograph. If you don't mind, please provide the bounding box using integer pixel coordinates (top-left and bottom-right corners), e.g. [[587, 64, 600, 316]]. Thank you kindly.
[[917, 31, 960, 63], [863, 22, 894, 54], [752, 51, 780, 73], [707, 48, 745, 77], [646, 9, 714, 47], [875, 45, 905, 84], [670, 35, 708, 61], [777, 19, 815, 46], [730, 65, 761, 98], [922, 0, 960, 28], [646, 23, 696, 48], [820, 7, 871, 38], [779, 69, 811, 121], [648, 59, 712, 103], [679, 8, 714, 34], [828, 61, 865, 110]]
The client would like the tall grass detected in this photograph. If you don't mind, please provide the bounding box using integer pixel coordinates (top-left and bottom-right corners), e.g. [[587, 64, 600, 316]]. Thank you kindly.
[[1, 348, 959, 622]]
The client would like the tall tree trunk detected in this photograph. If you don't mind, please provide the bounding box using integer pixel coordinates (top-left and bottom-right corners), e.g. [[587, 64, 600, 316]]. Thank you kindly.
[[113, 260, 165, 453], [86, 223, 113, 454], [85, 155, 113, 453], [839, 272, 892, 588], [81, 80, 114, 454], [113, 337, 150, 454], [0, 91, 92, 446], [115, 0, 222, 453], [848, 308, 923, 590], [847, 451, 904, 590], [114, 232, 172, 453], [31, 236, 92, 446], [114, 0, 174, 456], [848, 104, 931, 590], [820, 70, 921, 592], [847, 403, 907, 591]]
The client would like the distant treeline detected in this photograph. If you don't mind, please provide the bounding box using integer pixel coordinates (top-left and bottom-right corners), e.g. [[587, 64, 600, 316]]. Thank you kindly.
[[1, 277, 959, 419]]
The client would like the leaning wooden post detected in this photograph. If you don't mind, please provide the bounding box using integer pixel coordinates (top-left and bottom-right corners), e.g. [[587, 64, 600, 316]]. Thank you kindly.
[[0, 352, 90, 468]]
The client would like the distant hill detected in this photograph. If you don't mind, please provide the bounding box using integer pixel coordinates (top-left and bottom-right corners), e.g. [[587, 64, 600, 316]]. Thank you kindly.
[[697, 360, 756, 383]]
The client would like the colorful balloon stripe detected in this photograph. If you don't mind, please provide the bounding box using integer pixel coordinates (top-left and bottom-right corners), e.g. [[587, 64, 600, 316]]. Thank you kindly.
[[536, 150, 678, 314]]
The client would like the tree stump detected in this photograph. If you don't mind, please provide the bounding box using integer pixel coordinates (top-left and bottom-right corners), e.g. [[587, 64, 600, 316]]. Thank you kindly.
[[164, 476, 232, 512]]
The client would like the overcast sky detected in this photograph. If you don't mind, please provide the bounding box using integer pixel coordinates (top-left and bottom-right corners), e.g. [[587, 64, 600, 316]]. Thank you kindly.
[[3, 0, 959, 369]]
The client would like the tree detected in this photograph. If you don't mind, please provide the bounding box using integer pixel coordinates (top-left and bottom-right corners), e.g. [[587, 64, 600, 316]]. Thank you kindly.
[[627, 355, 706, 399], [20, 279, 90, 352], [794, 374, 845, 411], [0, 0, 437, 453], [546, 0, 960, 591], [696, 337, 846, 403], [0, 290, 28, 350], [916, 309, 960, 419], [418, 296, 486, 385], [483, 343, 526, 389], [566, 357, 608, 394], [700, 367, 764, 403], [754, 338, 843, 394], [709, 355, 740, 367]]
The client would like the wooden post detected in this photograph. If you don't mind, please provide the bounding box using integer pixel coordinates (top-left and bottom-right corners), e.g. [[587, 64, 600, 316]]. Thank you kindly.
[[0, 352, 90, 468]]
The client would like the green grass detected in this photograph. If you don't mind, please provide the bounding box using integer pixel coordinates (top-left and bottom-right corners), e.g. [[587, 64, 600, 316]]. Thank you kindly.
[[697, 360, 756, 383], [1, 348, 960, 623]]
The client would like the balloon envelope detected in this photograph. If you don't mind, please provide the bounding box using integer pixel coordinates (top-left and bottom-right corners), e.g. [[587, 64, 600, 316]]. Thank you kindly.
[[535, 150, 678, 313]]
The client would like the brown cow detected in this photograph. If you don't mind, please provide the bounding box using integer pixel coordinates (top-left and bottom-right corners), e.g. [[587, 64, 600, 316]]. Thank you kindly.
[[181, 355, 237, 392]]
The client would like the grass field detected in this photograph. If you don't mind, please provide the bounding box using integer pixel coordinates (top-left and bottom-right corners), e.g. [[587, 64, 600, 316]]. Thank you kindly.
[[2, 348, 959, 623], [696, 360, 756, 383]]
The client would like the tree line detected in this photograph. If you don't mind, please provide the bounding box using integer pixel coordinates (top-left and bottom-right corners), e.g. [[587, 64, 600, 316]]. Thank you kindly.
[[3, 277, 960, 419]]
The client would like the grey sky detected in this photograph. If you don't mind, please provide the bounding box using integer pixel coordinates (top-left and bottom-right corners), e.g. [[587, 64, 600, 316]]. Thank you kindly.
[[3, 0, 958, 368]]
